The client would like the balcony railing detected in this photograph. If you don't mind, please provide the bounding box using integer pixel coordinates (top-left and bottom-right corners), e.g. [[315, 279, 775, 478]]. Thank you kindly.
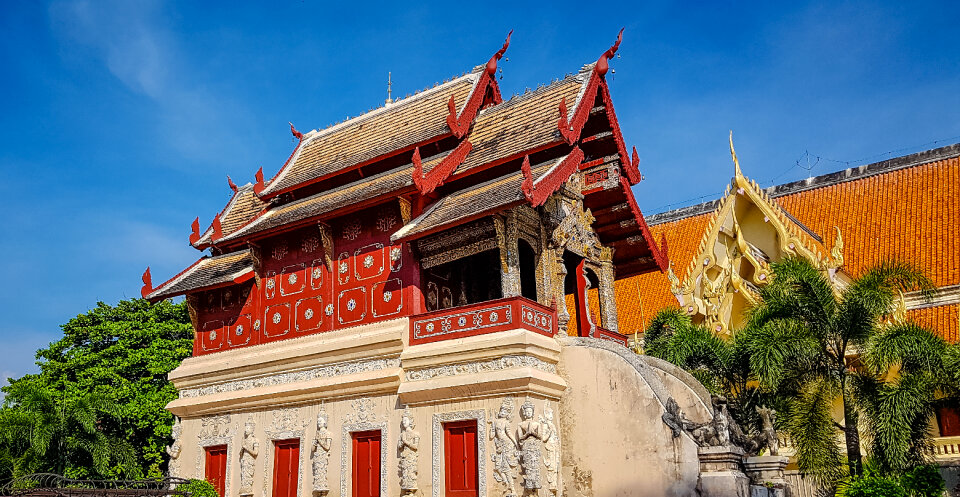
[[410, 296, 557, 345], [929, 436, 960, 460]]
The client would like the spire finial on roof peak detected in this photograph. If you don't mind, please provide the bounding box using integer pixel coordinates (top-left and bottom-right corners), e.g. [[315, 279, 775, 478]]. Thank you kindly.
[[386, 71, 394, 105], [729, 130, 743, 179]]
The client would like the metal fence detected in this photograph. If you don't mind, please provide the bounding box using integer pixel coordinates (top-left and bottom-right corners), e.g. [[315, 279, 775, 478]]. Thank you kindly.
[[0, 474, 193, 497]]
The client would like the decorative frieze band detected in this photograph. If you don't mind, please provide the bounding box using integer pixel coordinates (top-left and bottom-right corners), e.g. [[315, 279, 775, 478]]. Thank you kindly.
[[404, 355, 556, 381], [179, 357, 400, 398]]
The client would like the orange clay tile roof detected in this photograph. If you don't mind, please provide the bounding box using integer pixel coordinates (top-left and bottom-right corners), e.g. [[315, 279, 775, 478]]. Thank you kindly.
[[616, 144, 960, 337], [260, 73, 479, 196], [907, 304, 959, 343]]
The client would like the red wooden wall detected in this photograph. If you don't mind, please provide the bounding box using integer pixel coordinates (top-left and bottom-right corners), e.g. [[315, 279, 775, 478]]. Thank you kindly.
[[192, 203, 418, 355], [204, 445, 227, 497]]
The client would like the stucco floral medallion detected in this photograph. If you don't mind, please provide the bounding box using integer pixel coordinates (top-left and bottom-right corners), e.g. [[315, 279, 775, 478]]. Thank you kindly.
[[346, 299, 356, 311], [272, 312, 282, 324], [383, 290, 392, 303], [287, 273, 298, 285], [325, 304, 334, 316], [304, 308, 314, 320], [363, 255, 375, 268]]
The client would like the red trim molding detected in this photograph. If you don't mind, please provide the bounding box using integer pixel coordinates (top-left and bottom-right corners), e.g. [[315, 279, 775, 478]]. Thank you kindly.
[[594, 326, 628, 346], [521, 147, 585, 207], [619, 176, 669, 272], [446, 31, 511, 138], [409, 296, 556, 345], [412, 139, 473, 195]]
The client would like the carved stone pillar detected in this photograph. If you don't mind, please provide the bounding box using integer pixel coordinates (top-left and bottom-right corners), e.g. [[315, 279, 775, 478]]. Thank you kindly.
[[554, 249, 570, 330], [697, 446, 749, 497], [495, 211, 522, 298], [598, 253, 619, 332]]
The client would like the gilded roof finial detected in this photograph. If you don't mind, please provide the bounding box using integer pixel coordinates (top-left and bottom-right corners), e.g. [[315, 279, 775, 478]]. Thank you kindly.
[[386, 72, 393, 105], [729, 130, 743, 178]]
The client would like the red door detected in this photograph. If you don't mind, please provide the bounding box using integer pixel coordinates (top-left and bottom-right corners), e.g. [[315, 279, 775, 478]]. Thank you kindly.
[[204, 445, 228, 497], [352, 431, 381, 497], [273, 439, 300, 497], [938, 406, 960, 436], [444, 421, 479, 497]]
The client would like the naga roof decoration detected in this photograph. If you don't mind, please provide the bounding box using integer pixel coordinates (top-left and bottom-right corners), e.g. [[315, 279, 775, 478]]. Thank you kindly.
[[445, 31, 511, 138], [143, 250, 254, 301]]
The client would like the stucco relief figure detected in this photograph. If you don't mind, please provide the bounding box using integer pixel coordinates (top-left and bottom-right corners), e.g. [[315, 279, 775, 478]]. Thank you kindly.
[[540, 407, 560, 496], [757, 406, 779, 456], [490, 398, 519, 497], [398, 408, 420, 495], [311, 411, 333, 495], [516, 399, 549, 493], [239, 419, 260, 497], [166, 418, 182, 476]]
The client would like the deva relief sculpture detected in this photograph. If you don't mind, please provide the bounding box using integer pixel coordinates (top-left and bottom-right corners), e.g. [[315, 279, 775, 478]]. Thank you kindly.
[[239, 418, 260, 497], [398, 407, 420, 496], [311, 410, 333, 495]]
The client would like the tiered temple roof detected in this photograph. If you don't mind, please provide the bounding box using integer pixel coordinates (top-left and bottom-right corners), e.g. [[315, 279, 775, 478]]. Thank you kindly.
[[143, 32, 667, 302]]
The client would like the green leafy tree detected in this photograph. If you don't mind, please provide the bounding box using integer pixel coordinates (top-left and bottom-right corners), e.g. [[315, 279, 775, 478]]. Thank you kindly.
[[644, 308, 766, 431], [0, 385, 135, 478], [0, 299, 193, 479], [743, 257, 941, 481]]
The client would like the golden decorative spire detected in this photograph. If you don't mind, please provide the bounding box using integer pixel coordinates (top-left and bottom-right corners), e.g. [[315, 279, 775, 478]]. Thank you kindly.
[[729, 130, 743, 178]]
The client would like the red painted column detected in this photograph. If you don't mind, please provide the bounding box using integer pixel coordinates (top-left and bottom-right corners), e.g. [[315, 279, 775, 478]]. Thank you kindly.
[[573, 259, 594, 337]]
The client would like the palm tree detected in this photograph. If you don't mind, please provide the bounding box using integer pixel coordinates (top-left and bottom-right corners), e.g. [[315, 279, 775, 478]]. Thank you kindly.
[[743, 257, 938, 481], [644, 308, 765, 432], [0, 383, 135, 478]]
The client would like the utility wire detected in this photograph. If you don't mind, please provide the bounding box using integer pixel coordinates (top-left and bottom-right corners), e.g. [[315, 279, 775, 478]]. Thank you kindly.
[[647, 134, 960, 213]]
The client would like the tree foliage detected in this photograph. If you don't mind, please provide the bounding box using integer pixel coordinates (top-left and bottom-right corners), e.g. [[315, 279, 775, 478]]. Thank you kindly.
[[0, 299, 193, 480], [742, 257, 948, 481], [644, 308, 766, 431]]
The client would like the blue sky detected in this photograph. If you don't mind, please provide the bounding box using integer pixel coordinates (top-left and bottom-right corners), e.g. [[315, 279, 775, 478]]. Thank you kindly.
[[1, 1, 958, 383]]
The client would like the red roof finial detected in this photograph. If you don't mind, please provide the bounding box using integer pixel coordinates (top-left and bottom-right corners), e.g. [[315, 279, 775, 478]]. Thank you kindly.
[[411, 147, 425, 193], [227, 175, 238, 193], [212, 214, 223, 241], [520, 155, 534, 204], [596, 28, 623, 77], [189, 217, 201, 245], [289, 122, 303, 140], [253, 167, 265, 195], [140, 267, 153, 299], [486, 30, 513, 76]]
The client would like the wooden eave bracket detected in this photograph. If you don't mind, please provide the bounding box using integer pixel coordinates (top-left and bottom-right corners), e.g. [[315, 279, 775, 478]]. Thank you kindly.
[[521, 147, 585, 207], [446, 30, 511, 138], [412, 139, 473, 195]]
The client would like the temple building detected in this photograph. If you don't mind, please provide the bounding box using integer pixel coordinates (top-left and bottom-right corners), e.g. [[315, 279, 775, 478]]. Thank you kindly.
[[143, 33, 765, 497], [616, 142, 960, 463]]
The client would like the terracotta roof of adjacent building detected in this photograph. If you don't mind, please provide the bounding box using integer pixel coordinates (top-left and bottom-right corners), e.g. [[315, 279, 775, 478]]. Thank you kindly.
[[617, 143, 960, 342]]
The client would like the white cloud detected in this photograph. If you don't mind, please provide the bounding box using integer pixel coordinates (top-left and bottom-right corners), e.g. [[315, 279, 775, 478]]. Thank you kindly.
[[47, 0, 253, 163]]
